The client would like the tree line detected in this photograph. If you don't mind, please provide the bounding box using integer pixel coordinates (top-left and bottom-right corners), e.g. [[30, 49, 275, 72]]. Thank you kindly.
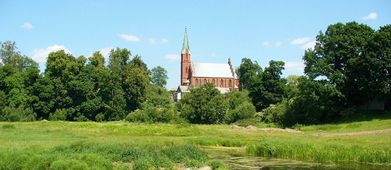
[[0, 43, 170, 121], [0, 41, 254, 123], [1, 22, 390, 126], [238, 22, 391, 126]]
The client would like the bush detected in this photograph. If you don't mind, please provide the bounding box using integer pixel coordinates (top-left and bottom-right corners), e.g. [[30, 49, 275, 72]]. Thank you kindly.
[[225, 101, 256, 123], [126, 104, 180, 123], [126, 109, 151, 123], [1, 106, 36, 122], [259, 100, 289, 126], [179, 84, 228, 124], [49, 109, 67, 121], [95, 112, 105, 122]]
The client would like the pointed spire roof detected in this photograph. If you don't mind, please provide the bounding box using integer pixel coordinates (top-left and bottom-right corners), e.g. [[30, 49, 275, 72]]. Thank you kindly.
[[181, 27, 190, 54]]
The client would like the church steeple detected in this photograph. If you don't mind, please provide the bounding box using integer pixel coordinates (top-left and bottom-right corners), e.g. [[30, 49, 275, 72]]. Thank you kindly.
[[181, 27, 190, 54], [180, 27, 191, 85]]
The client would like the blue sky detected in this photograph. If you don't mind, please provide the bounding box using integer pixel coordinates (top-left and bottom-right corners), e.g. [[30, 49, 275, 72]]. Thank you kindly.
[[1, 0, 390, 88]]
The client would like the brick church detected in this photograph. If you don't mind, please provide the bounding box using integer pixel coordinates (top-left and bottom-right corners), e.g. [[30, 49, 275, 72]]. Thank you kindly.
[[175, 29, 239, 100]]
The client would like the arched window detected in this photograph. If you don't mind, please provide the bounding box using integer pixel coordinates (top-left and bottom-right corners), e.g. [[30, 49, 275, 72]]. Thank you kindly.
[[204, 79, 207, 84], [220, 79, 223, 87], [229, 79, 232, 88], [212, 79, 215, 85], [196, 78, 198, 86]]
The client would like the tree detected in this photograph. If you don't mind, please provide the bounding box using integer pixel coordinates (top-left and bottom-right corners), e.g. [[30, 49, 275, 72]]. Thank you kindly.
[[225, 90, 256, 123], [237, 58, 262, 90], [250, 60, 286, 111], [286, 76, 344, 125], [179, 84, 228, 124], [0, 41, 39, 121], [150, 66, 168, 87], [366, 25, 391, 102], [123, 56, 150, 111], [303, 22, 377, 106]]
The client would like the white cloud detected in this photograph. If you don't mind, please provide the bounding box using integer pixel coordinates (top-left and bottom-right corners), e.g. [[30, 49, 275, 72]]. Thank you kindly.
[[290, 37, 311, 45], [164, 54, 180, 61], [291, 37, 315, 49], [118, 34, 140, 42], [262, 41, 282, 48], [285, 61, 305, 72], [261, 41, 270, 47], [302, 41, 316, 50], [31, 45, 71, 64], [149, 38, 168, 45], [21, 22, 33, 30], [362, 12, 378, 20]]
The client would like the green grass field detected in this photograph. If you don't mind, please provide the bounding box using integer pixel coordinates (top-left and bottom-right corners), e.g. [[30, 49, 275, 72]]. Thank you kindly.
[[1, 117, 391, 169]]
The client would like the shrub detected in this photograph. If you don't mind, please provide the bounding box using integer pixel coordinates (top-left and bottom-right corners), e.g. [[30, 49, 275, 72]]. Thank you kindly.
[[49, 109, 67, 121], [225, 101, 256, 123], [179, 84, 228, 124], [1, 106, 36, 122], [259, 100, 289, 126], [126, 109, 151, 123], [95, 112, 105, 122], [126, 104, 180, 123]]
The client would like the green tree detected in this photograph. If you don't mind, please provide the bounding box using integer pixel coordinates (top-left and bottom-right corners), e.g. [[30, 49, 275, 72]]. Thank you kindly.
[[303, 22, 377, 106], [237, 58, 262, 90], [286, 77, 344, 125], [225, 90, 256, 123], [251, 60, 286, 111], [178, 84, 228, 124], [150, 66, 168, 87], [123, 56, 150, 111]]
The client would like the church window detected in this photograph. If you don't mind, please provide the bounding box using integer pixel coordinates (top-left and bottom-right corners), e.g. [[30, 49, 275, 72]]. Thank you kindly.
[[229, 79, 232, 88], [220, 79, 223, 87]]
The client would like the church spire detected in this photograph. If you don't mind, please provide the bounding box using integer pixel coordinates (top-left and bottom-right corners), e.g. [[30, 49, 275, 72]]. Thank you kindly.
[[181, 27, 190, 54]]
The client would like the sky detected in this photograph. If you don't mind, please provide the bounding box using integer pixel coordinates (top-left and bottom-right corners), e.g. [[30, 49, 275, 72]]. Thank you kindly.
[[1, 0, 390, 88]]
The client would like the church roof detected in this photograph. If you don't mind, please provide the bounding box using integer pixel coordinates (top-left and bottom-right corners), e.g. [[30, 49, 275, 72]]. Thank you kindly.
[[192, 63, 236, 78]]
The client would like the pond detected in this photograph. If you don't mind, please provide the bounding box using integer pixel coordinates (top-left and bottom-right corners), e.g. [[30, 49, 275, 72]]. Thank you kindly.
[[203, 146, 389, 170]]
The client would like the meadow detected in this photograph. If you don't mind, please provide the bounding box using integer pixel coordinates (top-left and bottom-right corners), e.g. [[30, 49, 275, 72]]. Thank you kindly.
[[0, 115, 391, 169]]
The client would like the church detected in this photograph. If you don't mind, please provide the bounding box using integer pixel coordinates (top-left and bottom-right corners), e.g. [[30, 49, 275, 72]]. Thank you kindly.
[[175, 29, 239, 100]]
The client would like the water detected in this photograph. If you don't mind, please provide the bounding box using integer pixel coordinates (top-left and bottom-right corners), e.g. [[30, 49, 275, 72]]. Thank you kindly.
[[203, 147, 390, 170]]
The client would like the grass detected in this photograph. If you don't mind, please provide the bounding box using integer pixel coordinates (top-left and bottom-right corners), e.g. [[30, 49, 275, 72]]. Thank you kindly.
[[0, 117, 390, 169]]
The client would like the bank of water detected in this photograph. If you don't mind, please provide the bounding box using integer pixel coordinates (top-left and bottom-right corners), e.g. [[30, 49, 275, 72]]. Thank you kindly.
[[202, 146, 390, 170]]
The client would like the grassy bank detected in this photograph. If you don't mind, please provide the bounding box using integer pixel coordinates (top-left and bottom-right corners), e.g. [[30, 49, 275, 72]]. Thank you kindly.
[[0, 118, 390, 169]]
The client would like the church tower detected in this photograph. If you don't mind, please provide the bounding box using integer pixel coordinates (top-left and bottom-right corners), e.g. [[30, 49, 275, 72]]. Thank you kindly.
[[181, 28, 191, 85]]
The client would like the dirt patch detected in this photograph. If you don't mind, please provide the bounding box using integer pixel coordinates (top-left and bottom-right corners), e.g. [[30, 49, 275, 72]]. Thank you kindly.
[[315, 128, 391, 137], [230, 125, 302, 133]]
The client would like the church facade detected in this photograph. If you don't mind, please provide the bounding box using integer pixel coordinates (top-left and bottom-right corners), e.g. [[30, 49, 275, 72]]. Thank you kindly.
[[175, 29, 239, 100]]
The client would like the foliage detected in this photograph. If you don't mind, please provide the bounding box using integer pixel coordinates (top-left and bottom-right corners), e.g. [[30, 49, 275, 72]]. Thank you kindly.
[[0, 141, 209, 170], [179, 84, 228, 124], [304, 22, 391, 107], [0, 43, 159, 122], [1, 106, 36, 122], [49, 109, 67, 121], [150, 66, 168, 87], [258, 100, 289, 126], [225, 90, 256, 123], [126, 85, 180, 123], [238, 59, 287, 111]]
